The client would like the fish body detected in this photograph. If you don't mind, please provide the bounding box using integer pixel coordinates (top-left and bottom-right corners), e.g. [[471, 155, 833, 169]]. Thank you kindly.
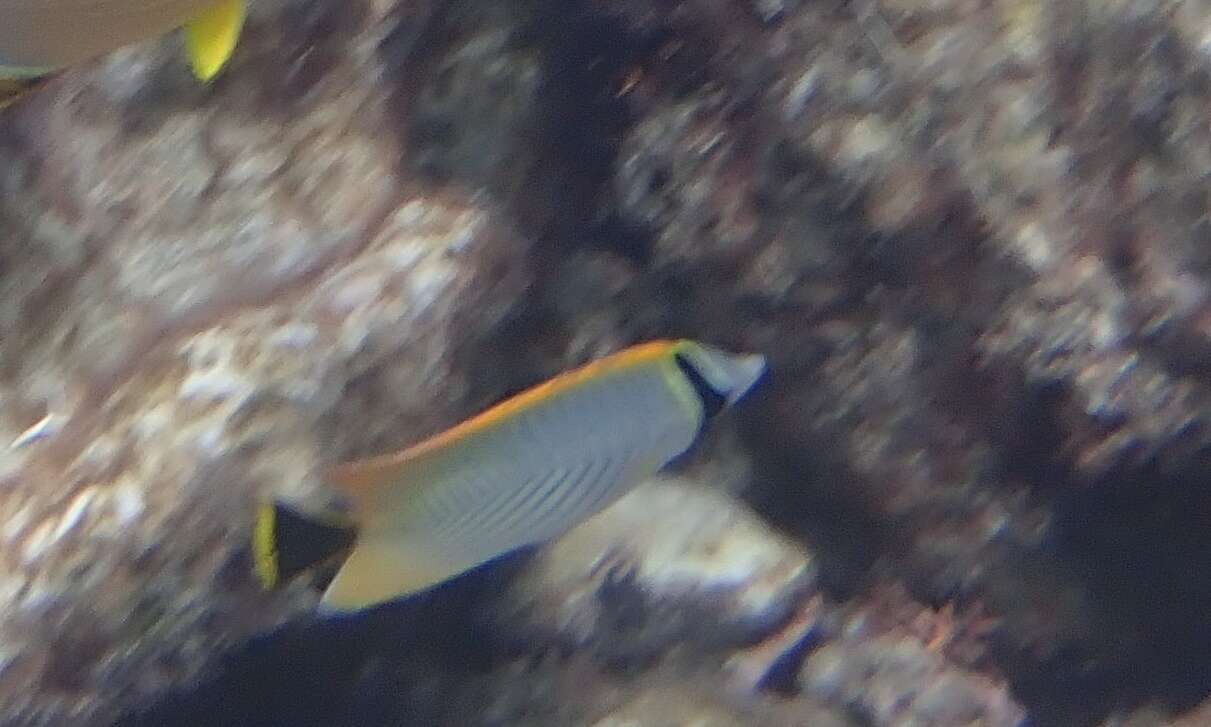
[[0, 0, 246, 107], [255, 339, 767, 614]]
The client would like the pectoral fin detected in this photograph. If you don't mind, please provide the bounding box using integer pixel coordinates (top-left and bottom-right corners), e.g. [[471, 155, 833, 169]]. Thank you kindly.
[[184, 0, 247, 81]]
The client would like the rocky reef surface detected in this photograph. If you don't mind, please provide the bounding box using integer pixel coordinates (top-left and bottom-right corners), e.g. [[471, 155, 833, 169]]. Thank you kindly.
[[5, 0, 1211, 725]]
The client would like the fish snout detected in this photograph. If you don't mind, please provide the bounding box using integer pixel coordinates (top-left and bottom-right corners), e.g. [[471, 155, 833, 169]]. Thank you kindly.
[[725, 353, 768, 404]]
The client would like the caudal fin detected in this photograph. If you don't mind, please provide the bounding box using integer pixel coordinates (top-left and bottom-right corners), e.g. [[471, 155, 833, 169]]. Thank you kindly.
[[253, 502, 357, 590]]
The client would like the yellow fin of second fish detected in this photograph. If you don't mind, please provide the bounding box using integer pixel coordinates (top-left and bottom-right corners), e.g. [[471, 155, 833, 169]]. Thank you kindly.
[[184, 0, 247, 81], [319, 537, 461, 613], [0, 76, 47, 110]]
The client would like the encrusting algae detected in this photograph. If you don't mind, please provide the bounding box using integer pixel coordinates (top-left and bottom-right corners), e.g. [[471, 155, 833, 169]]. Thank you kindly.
[[255, 339, 768, 613]]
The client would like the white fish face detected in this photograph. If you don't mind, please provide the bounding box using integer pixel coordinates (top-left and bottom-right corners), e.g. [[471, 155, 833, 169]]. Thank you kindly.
[[721, 351, 767, 404], [680, 343, 768, 406]]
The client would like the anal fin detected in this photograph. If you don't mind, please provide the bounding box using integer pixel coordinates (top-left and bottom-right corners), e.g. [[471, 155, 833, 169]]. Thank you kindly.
[[319, 537, 461, 614], [185, 0, 247, 81]]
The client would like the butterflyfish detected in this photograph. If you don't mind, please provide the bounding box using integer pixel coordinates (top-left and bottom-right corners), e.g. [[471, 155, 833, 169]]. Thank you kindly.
[[254, 339, 768, 614], [0, 0, 247, 108]]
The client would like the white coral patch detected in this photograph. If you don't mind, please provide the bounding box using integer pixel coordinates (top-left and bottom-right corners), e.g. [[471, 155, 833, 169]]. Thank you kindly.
[[179, 368, 255, 403]]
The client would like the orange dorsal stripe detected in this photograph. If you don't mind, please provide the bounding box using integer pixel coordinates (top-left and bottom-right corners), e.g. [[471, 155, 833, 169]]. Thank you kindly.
[[327, 340, 683, 495]]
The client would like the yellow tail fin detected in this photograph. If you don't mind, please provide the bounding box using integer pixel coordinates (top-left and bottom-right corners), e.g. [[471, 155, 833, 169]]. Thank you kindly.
[[184, 0, 247, 81], [252, 502, 357, 591]]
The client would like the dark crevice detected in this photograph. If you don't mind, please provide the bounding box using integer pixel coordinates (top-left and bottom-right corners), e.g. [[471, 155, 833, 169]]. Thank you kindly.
[[522, 0, 669, 264], [1044, 459, 1211, 717], [116, 556, 531, 727], [997, 380, 1072, 491], [739, 408, 894, 600]]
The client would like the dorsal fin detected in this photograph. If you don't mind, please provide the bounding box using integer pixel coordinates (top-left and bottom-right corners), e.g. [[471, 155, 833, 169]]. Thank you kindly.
[[328, 453, 434, 502], [326, 433, 475, 523], [326, 340, 684, 513]]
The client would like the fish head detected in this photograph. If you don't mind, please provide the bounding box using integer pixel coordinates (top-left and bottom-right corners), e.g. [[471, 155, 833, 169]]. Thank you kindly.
[[674, 341, 767, 408]]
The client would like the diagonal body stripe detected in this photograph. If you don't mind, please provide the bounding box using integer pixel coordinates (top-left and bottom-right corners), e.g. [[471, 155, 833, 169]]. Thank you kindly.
[[329, 340, 702, 494], [314, 339, 767, 611], [349, 345, 704, 582]]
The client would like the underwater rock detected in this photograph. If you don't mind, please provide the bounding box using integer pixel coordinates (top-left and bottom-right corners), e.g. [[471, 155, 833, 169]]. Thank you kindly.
[[583, 682, 853, 727], [798, 585, 1026, 727], [338, 647, 858, 727], [1158, 696, 1211, 726], [501, 476, 816, 669], [1106, 691, 1211, 727], [536, 0, 1211, 720], [801, 634, 1025, 727], [0, 1, 528, 724], [4, 0, 1211, 722], [1097, 704, 1188, 727]]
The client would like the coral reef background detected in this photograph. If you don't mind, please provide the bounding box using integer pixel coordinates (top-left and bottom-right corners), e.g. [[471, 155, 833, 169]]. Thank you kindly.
[[4, 0, 1211, 724]]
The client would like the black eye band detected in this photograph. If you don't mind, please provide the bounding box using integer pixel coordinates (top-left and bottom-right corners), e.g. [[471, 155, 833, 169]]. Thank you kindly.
[[674, 353, 727, 420]]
